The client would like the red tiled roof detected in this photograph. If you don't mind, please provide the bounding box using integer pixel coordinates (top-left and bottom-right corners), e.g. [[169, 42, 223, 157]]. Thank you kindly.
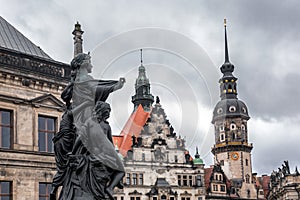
[[205, 166, 213, 190], [113, 104, 150, 156], [262, 176, 270, 198]]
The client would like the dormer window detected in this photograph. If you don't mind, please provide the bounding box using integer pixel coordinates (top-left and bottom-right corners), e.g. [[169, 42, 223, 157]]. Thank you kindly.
[[229, 106, 236, 112], [217, 108, 223, 114], [242, 107, 247, 113]]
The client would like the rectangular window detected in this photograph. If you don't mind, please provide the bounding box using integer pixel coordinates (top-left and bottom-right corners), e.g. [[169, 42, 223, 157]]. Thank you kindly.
[[38, 116, 55, 152], [136, 197, 140, 200], [170, 197, 175, 200], [126, 173, 131, 185], [142, 153, 145, 161], [39, 183, 52, 200], [189, 175, 193, 186], [153, 197, 157, 200], [178, 175, 181, 186], [220, 185, 226, 192], [0, 181, 12, 199], [182, 175, 187, 186], [196, 175, 202, 187], [130, 197, 135, 200], [213, 184, 218, 191], [132, 173, 137, 185], [121, 197, 124, 200], [139, 173, 143, 185], [0, 110, 12, 149]]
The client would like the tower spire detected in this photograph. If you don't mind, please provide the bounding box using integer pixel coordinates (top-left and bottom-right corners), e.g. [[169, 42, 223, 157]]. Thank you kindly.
[[224, 18, 229, 63], [132, 49, 154, 112], [140, 49, 143, 65]]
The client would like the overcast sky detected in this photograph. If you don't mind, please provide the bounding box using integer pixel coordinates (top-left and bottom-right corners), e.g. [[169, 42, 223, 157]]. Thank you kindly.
[[1, 0, 300, 175]]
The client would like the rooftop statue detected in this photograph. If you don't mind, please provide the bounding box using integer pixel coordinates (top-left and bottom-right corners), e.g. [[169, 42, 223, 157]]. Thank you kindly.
[[51, 53, 125, 200]]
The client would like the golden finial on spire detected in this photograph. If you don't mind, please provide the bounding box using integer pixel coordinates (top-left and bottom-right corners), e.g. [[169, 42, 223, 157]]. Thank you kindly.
[[224, 18, 227, 27]]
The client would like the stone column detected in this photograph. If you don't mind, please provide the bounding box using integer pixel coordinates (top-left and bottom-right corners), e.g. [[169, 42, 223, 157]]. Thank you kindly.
[[72, 22, 84, 57]]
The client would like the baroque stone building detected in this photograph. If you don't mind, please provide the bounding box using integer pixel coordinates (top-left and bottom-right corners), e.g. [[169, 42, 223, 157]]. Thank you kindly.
[[2, 16, 299, 200], [0, 16, 70, 199], [267, 161, 300, 200], [113, 56, 206, 200]]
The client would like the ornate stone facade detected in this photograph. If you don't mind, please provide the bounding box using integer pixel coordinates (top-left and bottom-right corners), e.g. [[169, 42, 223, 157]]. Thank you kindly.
[[268, 161, 300, 200], [114, 62, 206, 200], [0, 17, 70, 199]]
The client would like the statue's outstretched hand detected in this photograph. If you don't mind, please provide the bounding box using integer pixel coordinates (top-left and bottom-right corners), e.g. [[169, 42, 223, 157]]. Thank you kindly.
[[114, 77, 126, 91]]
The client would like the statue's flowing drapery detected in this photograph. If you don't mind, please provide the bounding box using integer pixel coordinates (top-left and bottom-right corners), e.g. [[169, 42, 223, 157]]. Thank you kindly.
[[56, 78, 125, 200]]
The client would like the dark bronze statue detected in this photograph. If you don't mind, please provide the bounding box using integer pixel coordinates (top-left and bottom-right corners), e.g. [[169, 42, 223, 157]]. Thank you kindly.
[[51, 53, 125, 200]]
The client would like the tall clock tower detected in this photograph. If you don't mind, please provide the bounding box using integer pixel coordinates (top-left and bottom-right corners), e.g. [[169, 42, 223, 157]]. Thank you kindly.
[[211, 20, 256, 199]]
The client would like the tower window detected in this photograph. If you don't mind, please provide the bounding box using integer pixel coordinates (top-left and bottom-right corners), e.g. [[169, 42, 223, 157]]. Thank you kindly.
[[245, 159, 249, 166], [241, 124, 245, 131], [229, 106, 236, 112], [242, 107, 247, 113], [245, 174, 250, 183], [217, 108, 223, 114], [230, 123, 236, 130], [220, 133, 225, 142], [219, 125, 225, 132]]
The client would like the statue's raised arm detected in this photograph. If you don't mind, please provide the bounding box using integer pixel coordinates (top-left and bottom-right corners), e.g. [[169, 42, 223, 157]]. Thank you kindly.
[[52, 53, 126, 200]]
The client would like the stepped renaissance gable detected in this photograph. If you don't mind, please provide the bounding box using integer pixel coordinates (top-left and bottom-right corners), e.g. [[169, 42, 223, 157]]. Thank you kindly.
[[112, 55, 206, 200]]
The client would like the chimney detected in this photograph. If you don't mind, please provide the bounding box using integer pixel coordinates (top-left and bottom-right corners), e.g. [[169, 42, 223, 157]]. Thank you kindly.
[[72, 22, 84, 57]]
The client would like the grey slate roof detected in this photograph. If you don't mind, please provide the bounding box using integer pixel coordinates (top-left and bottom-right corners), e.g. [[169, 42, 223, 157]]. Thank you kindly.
[[155, 178, 170, 187], [0, 16, 52, 60]]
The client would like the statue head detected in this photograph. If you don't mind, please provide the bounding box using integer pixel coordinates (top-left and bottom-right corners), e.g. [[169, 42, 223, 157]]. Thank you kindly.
[[71, 53, 93, 73], [94, 101, 111, 121]]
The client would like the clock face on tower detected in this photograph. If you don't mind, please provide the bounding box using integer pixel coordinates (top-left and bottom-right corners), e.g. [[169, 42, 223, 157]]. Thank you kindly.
[[231, 152, 239, 160]]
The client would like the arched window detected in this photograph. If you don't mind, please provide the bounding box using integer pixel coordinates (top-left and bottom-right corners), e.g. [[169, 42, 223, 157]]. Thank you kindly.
[[220, 133, 225, 142], [232, 133, 236, 140], [219, 174, 223, 181], [229, 106, 236, 112], [230, 123, 236, 130], [241, 124, 245, 131], [161, 195, 166, 200]]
